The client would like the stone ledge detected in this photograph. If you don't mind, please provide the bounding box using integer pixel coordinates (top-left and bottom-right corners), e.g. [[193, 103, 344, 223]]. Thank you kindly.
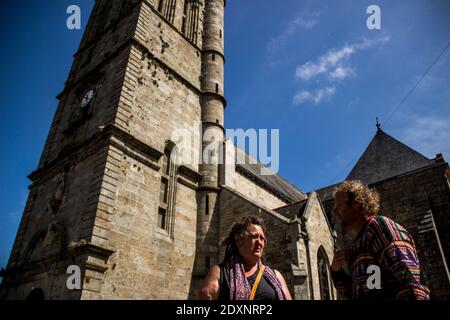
[[28, 124, 165, 186]]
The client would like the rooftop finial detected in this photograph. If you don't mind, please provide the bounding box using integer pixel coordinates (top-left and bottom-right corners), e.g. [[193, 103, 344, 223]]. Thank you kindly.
[[376, 117, 381, 131]]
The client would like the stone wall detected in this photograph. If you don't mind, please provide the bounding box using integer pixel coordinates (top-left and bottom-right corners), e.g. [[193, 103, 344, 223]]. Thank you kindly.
[[78, 137, 198, 299], [118, 43, 202, 172], [38, 4, 142, 169], [1, 134, 112, 299]]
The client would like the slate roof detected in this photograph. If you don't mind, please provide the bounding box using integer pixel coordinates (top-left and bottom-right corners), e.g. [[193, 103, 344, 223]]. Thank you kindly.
[[274, 199, 308, 220], [235, 148, 307, 203], [316, 128, 437, 201], [316, 183, 340, 202], [346, 128, 434, 185]]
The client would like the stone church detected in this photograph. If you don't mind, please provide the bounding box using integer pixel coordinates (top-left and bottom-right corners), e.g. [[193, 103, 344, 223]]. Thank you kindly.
[[1, 0, 449, 300]]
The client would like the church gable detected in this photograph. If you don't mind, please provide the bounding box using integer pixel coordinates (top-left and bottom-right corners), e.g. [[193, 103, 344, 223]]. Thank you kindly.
[[347, 128, 434, 184], [274, 192, 336, 299], [274, 199, 307, 220]]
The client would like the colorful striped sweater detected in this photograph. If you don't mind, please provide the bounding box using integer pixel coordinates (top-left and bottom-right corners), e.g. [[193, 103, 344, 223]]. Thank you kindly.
[[331, 215, 430, 300]]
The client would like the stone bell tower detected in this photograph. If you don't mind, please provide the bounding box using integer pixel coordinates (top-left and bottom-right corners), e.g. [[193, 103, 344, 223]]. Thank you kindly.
[[1, 0, 225, 300], [192, 0, 226, 295]]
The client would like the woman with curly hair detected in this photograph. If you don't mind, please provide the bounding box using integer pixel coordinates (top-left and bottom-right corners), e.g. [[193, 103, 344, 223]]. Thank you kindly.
[[198, 216, 292, 300]]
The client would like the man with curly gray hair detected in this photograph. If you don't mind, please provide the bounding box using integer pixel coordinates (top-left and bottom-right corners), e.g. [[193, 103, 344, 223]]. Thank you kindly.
[[331, 180, 429, 300]]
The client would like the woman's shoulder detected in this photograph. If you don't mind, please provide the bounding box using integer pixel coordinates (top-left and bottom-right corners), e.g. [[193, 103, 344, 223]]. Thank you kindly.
[[264, 264, 278, 274], [263, 265, 283, 281], [272, 268, 284, 280]]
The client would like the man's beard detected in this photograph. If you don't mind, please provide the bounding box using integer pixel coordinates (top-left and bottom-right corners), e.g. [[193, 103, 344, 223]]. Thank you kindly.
[[334, 217, 357, 246]]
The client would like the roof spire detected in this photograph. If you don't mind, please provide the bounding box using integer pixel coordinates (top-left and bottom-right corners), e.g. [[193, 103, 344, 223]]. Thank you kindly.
[[376, 117, 382, 131]]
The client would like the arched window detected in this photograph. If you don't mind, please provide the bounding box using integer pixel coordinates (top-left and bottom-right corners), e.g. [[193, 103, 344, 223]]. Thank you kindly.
[[317, 246, 332, 300], [158, 142, 178, 236], [182, 0, 200, 44]]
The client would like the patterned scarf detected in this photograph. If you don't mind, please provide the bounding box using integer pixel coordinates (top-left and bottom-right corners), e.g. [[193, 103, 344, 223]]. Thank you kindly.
[[226, 255, 286, 300]]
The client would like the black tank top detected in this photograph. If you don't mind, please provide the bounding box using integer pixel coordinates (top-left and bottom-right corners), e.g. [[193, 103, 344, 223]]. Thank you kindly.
[[218, 263, 278, 300]]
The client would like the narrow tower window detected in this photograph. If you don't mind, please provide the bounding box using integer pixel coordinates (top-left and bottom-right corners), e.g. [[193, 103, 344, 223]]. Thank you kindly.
[[205, 194, 210, 215], [157, 142, 178, 235], [158, 0, 177, 24], [206, 257, 211, 273], [158, 0, 164, 12], [160, 178, 169, 203], [158, 207, 167, 229], [181, 17, 187, 34]]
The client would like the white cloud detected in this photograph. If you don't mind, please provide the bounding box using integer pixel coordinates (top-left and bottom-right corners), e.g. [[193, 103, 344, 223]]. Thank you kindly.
[[293, 17, 319, 29], [269, 12, 319, 52], [293, 86, 336, 105], [293, 91, 313, 105], [295, 61, 326, 81], [296, 46, 353, 80], [295, 37, 390, 81], [329, 66, 355, 80]]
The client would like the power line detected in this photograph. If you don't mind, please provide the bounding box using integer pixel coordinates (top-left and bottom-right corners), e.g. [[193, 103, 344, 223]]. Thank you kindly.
[[384, 42, 450, 126], [329, 42, 450, 185]]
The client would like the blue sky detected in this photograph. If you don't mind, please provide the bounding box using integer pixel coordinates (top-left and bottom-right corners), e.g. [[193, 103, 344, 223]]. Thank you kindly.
[[0, 0, 449, 271]]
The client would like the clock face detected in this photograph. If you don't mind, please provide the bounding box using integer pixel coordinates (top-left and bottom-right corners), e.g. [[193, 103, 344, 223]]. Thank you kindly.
[[80, 89, 94, 108]]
